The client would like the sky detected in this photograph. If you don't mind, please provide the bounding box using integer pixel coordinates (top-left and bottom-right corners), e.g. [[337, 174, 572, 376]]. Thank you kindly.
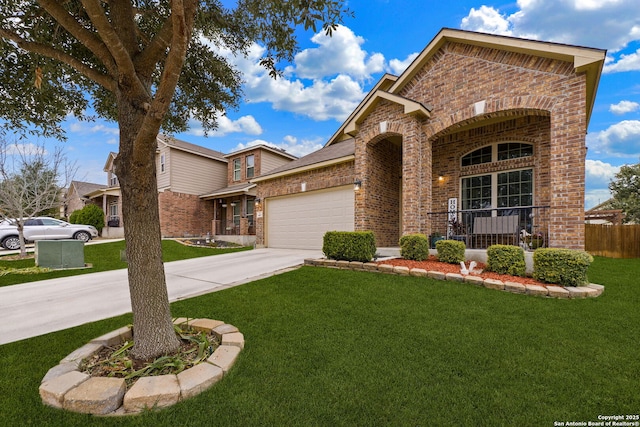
[[35, 0, 640, 209]]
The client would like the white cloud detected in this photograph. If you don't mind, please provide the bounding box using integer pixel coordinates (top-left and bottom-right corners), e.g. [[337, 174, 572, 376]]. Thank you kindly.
[[232, 135, 323, 158], [68, 121, 119, 135], [603, 48, 640, 73], [460, 1, 640, 60], [585, 188, 614, 209], [585, 159, 620, 185], [291, 26, 385, 80], [389, 53, 419, 75], [609, 100, 640, 114], [2, 143, 44, 156], [587, 120, 640, 156]]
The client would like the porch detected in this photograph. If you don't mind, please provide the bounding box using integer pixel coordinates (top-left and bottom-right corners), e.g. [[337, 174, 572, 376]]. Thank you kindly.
[[426, 206, 550, 251]]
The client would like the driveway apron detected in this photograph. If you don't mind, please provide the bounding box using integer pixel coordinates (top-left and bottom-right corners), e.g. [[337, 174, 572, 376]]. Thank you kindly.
[[0, 248, 321, 345]]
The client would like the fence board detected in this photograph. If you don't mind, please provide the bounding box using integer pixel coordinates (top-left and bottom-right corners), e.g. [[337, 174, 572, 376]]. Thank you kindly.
[[585, 224, 640, 258]]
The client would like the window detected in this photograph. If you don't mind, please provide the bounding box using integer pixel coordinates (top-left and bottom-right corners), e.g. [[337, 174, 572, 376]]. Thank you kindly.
[[461, 168, 533, 212], [109, 202, 118, 219], [232, 201, 241, 227], [462, 142, 533, 166], [246, 155, 255, 179], [109, 175, 118, 187], [233, 158, 241, 181], [160, 153, 166, 173], [246, 199, 254, 226]]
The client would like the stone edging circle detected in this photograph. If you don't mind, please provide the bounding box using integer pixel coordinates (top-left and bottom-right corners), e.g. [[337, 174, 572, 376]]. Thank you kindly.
[[39, 318, 243, 416], [304, 258, 605, 299]]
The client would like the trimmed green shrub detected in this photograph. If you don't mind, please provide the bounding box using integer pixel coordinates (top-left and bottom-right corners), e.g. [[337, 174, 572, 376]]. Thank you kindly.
[[70, 204, 105, 232], [533, 248, 594, 287], [323, 231, 376, 262], [485, 244, 526, 277], [435, 239, 465, 264], [399, 234, 429, 261]]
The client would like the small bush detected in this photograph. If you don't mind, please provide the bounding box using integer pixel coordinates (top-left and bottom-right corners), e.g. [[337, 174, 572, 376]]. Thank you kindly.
[[533, 248, 594, 287], [486, 245, 526, 277], [399, 234, 429, 261], [435, 239, 465, 264], [323, 231, 376, 262], [70, 204, 105, 232]]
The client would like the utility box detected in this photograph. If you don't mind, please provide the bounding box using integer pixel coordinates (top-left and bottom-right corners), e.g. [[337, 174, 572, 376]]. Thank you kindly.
[[35, 240, 85, 269]]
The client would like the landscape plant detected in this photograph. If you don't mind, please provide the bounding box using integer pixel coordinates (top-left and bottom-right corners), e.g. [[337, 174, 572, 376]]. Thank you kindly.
[[323, 231, 376, 262], [533, 248, 594, 287], [399, 233, 429, 261], [69, 204, 105, 233], [435, 239, 466, 264], [485, 244, 526, 276]]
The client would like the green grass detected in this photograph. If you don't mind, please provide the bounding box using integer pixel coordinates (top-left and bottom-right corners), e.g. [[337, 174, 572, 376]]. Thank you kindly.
[[0, 256, 638, 426], [0, 240, 251, 287]]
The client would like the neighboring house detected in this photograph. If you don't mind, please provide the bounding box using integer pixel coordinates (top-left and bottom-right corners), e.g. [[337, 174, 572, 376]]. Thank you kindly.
[[585, 200, 625, 225], [252, 28, 606, 251], [63, 180, 107, 220], [85, 135, 296, 242]]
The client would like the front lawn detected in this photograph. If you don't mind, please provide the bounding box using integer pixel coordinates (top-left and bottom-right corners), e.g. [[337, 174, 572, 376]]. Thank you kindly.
[[0, 240, 251, 287], [0, 257, 638, 425]]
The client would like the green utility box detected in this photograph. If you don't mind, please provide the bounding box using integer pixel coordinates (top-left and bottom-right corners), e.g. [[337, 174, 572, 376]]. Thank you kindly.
[[35, 240, 85, 269]]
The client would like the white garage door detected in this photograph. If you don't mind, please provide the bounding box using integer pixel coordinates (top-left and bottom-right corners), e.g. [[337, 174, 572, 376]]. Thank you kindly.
[[266, 185, 355, 250]]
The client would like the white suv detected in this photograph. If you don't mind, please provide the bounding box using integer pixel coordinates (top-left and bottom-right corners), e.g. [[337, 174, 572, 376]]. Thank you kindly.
[[0, 217, 99, 250]]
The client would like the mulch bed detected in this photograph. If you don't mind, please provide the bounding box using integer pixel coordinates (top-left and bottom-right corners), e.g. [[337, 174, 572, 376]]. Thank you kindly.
[[377, 255, 550, 287]]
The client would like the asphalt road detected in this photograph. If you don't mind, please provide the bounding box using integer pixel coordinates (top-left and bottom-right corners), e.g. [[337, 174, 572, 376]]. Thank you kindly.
[[0, 247, 321, 345]]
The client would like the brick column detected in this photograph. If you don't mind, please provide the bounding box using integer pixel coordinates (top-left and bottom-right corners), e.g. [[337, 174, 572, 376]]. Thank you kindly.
[[401, 116, 422, 236]]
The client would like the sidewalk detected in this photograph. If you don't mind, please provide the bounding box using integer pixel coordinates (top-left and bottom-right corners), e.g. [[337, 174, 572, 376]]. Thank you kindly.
[[0, 248, 321, 345]]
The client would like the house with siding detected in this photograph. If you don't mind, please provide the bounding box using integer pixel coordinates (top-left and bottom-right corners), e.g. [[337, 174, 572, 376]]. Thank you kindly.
[[252, 28, 606, 251], [63, 181, 107, 220], [83, 135, 295, 241]]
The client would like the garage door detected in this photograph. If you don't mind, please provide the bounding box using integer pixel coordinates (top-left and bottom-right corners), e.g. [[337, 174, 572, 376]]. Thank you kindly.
[[266, 185, 354, 249]]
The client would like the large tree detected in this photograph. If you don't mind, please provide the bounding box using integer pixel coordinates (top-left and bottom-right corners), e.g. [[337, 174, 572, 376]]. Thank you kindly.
[[609, 162, 640, 224], [0, 1, 350, 359]]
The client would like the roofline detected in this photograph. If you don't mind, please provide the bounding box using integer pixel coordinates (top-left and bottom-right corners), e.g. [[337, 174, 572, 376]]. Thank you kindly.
[[251, 155, 355, 183], [157, 137, 228, 163], [325, 74, 399, 146], [392, 28, 605, 123], [223, 144, 298, 160], [200, 183, 257, 200]]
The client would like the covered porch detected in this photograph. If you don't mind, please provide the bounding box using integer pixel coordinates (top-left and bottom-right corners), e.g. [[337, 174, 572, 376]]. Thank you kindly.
[[86, 187, 124, 238], [200, 183, 257, 246]]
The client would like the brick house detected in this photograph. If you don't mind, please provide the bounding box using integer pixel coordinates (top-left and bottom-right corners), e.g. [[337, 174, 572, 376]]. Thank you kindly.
[[252, 28, 606, 251], [62, 180, 107, 220], [83, 135, 295, 241]]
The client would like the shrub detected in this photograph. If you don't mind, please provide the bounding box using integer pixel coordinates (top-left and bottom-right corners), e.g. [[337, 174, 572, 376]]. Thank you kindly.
[[323, 231, 376, 262], [533, 248, 594, 287], [485, 245, 526, 277], [435, 239, 465, 264], [70, 204, 105, 232], [399, 234, 429, 261]]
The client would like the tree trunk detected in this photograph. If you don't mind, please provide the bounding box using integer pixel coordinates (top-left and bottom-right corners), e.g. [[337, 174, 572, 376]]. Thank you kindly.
[[115, 100, 180, 360]]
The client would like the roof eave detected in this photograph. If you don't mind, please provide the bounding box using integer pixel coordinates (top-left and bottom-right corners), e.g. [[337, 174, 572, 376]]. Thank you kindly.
[[251, 155, 355, 183]]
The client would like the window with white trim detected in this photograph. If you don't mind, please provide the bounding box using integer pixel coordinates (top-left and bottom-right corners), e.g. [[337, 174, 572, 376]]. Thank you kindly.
[[246, 155, 255, 179], [160, 153, 166, 173], [233, 158, 241, 181], [460, 143, 534, 213]]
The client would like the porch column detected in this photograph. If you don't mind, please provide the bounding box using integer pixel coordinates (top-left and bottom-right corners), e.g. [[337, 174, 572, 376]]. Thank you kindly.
[[102, 194, 107, 225], [401, 116, 423, 236], [548, 103, 587, 250]]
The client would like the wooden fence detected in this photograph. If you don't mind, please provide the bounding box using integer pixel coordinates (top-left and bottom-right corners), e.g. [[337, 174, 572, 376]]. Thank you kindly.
[[585, 224, 640, 258]]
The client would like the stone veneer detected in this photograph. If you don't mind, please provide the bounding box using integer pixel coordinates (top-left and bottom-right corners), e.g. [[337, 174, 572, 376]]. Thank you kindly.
[[39, 318, 244, 416], [303, 259, 604, 299]]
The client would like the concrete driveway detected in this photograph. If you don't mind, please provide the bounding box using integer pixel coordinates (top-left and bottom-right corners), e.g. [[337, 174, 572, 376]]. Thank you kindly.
[[0, 248, 321, 345]]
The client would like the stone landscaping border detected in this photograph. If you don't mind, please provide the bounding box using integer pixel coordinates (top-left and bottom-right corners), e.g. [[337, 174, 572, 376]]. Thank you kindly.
[[304, 259, 605, 299], [39, 318, 244, 416]]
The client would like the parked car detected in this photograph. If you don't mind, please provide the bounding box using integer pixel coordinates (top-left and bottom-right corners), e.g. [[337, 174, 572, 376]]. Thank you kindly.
[[0, 217, 99, 250]]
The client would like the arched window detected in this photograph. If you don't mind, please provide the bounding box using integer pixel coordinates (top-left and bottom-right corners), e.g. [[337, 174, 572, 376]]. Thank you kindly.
[[461, 142, 533, 166]]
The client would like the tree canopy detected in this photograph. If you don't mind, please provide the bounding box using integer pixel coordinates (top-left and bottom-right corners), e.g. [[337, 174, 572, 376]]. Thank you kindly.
[[609, 162, 640, 224]]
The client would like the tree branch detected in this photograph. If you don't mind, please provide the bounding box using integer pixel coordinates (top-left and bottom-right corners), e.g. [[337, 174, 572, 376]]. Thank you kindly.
[[36, 0, 116, 75], [0, 29, 116, 91], [135, 17, 174, 75]]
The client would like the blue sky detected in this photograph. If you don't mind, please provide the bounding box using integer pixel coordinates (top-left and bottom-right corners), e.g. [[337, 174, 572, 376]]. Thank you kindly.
[[41, 0, 640, 209]]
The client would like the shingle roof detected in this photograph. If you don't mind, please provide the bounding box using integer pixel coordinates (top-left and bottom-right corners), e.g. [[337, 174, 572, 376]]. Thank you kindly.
[[70, 180, 106, 197], [157, 134, 227, 162], [255, 139, 355, 180]]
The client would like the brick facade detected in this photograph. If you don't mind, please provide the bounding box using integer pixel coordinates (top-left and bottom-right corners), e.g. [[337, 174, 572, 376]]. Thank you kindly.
[[158, 191, 214, 238]]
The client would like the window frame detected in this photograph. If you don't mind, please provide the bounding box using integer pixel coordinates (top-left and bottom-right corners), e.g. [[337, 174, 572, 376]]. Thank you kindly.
[[233, 158, 241, 181], [246, 154, 255, 179], [461, 167, 534, 213]]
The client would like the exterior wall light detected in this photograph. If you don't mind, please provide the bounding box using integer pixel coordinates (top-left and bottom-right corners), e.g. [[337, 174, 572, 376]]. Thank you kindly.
[[354, 179, 362, 191], [438, 176, 444, 183], [254, 198, 261, 205]]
